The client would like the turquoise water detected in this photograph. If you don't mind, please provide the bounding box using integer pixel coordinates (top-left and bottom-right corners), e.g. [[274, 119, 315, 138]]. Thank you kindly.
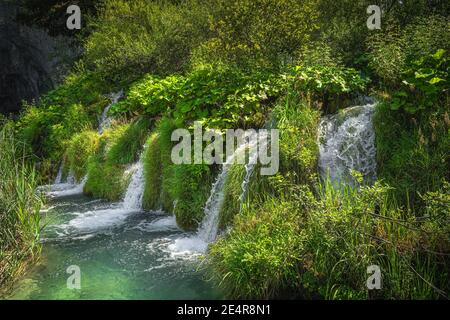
[[7, 195, 222, 300]]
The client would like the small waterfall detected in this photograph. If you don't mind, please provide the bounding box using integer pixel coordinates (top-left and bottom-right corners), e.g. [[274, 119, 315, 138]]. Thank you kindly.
[[122, 158, 145, 210], [98, 90, 123, 134], [318, 100, 377, 185], [238, 130, 269, 208], [54, 163, 64, 184], [197, 132, 260, 244]]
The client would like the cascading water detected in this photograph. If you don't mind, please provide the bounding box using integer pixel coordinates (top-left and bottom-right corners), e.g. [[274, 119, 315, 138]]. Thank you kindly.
[[318, 100, 377, 185], [44, 91, 124, 198], [54, 163, 64, 184], [122, 158, 145, 211], [98, 90, 123, 134], [238, 130, 269, 208], [53, 154, 146, 236], [170, 132, 261, 254]]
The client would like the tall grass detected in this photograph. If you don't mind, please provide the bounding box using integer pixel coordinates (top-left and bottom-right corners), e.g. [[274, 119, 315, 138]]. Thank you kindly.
[[0, 124, 43, 291]]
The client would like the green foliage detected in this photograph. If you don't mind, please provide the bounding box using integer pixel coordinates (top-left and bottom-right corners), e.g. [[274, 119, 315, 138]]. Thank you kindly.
[[274, 93, 320, 184], [208, 198, 305, 299], [170, 164, 214, 230], [113, 64, 367, 128], [209, 177, 450, 299], [191, 0, 319, 70], [0, 124, 42, 290], [219, 164, 246, 229], [113, 66, 284, 127], [83, 0, 209, 81], [367, 15, 450, 85], [85, 153, 128, 201], [390, 49, 449, 114], [142, 118, 214, 229], [66, 130, 100, 181], [374, 101, 450, 207], [15, 72, 109, 181]]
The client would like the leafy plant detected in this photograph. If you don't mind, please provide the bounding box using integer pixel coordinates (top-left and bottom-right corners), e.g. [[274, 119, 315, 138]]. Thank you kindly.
[[390, 49, 449, 114]]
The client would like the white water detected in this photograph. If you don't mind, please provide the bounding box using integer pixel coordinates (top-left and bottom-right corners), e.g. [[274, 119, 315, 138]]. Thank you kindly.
[[318, 100, 377, 185], [46, 176, 87, 198], [52, 155, 146, 236], [122, 158, 145, 210], [169, 131, 262, 254], [54, 163, 64, 184], [98, 90, 123, 134], [239, 130, 269, 207]]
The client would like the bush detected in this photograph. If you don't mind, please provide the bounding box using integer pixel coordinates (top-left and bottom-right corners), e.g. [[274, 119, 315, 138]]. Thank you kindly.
[[367, 15, 450, 85], [83, 0, 209, 81], [208, 198, 305, 299]]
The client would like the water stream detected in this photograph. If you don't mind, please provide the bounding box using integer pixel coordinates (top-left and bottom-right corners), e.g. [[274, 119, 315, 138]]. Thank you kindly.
[[7, 155, 221, 299]]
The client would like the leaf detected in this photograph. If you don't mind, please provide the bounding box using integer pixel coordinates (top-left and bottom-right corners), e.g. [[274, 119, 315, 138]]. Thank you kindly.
[[428, 77, 445, 85]]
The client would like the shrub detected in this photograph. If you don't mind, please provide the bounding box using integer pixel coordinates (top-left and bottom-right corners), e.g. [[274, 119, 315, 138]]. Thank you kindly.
[[208, 198, 305, 299]]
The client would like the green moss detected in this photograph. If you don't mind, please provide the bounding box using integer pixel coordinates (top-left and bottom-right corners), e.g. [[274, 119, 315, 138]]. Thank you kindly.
[[142, 117, 215, 230], [66, 130, 100, 181], [142, 133, 162, 210], [171, 164, 214, 230], [275, 94, 320, 184]]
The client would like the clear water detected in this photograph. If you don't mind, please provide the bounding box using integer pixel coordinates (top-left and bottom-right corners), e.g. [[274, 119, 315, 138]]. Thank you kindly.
[[6, 195, 222, 300]]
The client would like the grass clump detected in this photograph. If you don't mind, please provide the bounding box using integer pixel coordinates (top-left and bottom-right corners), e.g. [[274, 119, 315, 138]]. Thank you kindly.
[[66, 130, 100, 182], [84, 124, 128, 201], [0, 125, 43, 291], [142, 117, 215, 229], [142, 133, 163, 210], [106, 118, 151, 165]]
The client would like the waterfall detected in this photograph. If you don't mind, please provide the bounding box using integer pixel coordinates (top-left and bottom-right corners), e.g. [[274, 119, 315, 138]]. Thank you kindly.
[[197, 131, 260, 244], [98, 90, 123, 134], [169, 132, 263, 254], [318, 100, 377, 185], [122, 157, 145, 210], [238, 130, 269, 208], [54, 162, 64, 184]]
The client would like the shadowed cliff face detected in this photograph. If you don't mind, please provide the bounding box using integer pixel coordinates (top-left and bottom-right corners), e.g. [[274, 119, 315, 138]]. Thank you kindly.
[[0, 2, 75, 116]]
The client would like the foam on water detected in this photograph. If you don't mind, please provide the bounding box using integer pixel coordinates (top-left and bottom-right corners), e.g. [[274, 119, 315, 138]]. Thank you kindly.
[[318, 101, 377, 185]]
